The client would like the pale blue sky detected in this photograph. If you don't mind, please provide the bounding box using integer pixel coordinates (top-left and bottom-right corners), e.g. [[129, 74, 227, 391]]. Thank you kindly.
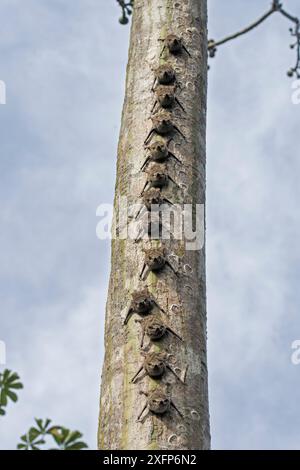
[[0, 0, 299, 450]]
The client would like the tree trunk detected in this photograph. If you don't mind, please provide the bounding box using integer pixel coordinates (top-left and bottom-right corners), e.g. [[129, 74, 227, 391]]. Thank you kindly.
[[98, 0, 210, 450]]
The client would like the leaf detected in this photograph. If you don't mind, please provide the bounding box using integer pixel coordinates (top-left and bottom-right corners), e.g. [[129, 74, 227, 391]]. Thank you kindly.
[[60, 428, 71, 443], [6, 390, 18, 403], [44, 419, 52, 429], [35, 418, 52, 433], [28, 427, 41, 442], [65, 441, 88, 450], [48, 427, 64, 446], [6, 372, 20, 383], [2, 369, 11, 382], [0, 389, 7, 407], [35, 418, 44, 431], [0, 407, 6, 416], [65, 431, 83, 445], [17, 444, 27, 450], [33, 439, 46, 446], [31, 445, 41, 451], [8, 382, 23, 390]]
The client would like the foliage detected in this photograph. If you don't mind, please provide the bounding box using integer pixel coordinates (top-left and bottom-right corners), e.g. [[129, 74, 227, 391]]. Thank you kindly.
[[0, 369, 23, 416], [17, 418, 88, 450], [0, 368, 88, 450]]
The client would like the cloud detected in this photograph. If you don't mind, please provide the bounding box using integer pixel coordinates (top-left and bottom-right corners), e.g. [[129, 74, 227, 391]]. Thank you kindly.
[[208, 0, 300, 450]]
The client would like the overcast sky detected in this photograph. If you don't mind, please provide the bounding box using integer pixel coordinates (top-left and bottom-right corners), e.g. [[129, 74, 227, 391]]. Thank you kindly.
[[0, 0, 299, 450]]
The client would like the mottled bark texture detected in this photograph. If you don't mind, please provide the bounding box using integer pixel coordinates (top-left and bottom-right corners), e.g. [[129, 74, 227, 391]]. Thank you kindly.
[[98, 0, 210, 450]]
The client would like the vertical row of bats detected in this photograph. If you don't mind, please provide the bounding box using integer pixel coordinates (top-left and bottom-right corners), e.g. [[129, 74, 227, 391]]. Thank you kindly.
[[123, 34, 192, 423]]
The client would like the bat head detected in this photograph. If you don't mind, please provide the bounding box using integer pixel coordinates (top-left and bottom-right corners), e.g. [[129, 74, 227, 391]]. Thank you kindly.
[[144, 352, 166, 378], [131, 288, 153, 314], [152, 111, 173, 134], [142, 188, 163, 209], [144, 317, 167, 340], [148, 388, 171, 414], [147, 141, 169, 161], [155, 65, 176, 85], [147, 163, 168, 187], [143, 247, 166, 271], [165, 34, 182, 54], [156, 85, 176, 108]]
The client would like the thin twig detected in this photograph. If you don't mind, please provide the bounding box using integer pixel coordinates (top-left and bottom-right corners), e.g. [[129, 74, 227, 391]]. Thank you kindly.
[[208, 8, 276, 51], [208, 1, 300, 78]]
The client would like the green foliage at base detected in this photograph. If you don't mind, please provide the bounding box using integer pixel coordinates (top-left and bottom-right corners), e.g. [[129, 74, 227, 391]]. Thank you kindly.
[[17, 418, 88, 450], [0, 369, 23, 416]]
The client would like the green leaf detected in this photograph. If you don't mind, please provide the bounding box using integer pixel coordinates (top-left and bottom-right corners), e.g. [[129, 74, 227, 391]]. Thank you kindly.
[[48, 427, 64, 446], [60, 428, 71, 443], [34, 418, 52, 433], [0, 369, 23, 416], [44, 418, 52, 429], [35, 418, 45, 432], [18, 419, 88, 451], [0, 389, 8, 406], [6, 372, 20, 383], [65, 431, 83, 445], [8, 382, 23, 389], [65, 441, 88, 450], [28, 427, 41, 442], [33, 439, 46, 446], [17, 444, 27, 450], [2, 369, 11, 382], [6, 389, 18, 403]]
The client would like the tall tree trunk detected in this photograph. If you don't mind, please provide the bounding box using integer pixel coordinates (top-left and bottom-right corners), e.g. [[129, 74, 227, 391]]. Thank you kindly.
[[98, 0, 210, 450]]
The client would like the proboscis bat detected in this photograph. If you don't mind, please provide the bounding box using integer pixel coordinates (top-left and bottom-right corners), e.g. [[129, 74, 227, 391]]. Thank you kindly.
[[137, 387, 183, 422], [135, 316, 183, 348], [140, 163, 178, 194], [131, 351, 186, 384], [141, 140, 182, 171], [133, 211, 173, 243], [152, 64, 177, 90], [123, 288, 166, 325], [135, 188, 174, 220], [139, 246, 179, 280], [151, 85, 185, 113], [159, 34, 191, 57], [144, 111, 186, 145]]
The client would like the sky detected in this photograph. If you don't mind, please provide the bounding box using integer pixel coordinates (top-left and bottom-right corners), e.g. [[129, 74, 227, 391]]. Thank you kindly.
[[0, 0, 299, 450]]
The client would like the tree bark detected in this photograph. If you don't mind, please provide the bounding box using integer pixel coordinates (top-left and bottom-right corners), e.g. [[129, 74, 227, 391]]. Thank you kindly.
[[98, 0, 210, 450]]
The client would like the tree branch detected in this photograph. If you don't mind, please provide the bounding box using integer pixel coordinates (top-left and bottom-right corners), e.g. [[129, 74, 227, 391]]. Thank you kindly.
[[208, 0, 300, 78]]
